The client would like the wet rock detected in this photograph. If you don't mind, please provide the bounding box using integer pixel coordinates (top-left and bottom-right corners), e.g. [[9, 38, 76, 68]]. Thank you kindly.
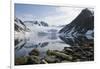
[[41, 59, 48, 64], [47, 50, 72, 61], [74, 59, 81, 62], [15, 55, 41, 65], [27, 56, 41, 64], [46, 42, 94, 63], [61, 60, 71, 63], [44, 56, 60, 63], [73, 53, 82, 58], [15, 57, 27, 65], [63, 42, 94, 62], [29, 48, 40, 56], [85, 51, 93, 57], [64, 47, 73, 52], [63, 47, 73, 55]]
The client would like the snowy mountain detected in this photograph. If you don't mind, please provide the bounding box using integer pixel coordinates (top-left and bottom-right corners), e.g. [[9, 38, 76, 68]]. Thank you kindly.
[[15, 17, 30, 32], [59, 8, 94, 37], [24, 21, 49, 27], [58, 8, 94, 46], [14, 17, 30, 46]]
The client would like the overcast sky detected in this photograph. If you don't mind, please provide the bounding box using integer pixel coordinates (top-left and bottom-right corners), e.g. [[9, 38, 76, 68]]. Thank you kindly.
[[15, 4, 86, 26]]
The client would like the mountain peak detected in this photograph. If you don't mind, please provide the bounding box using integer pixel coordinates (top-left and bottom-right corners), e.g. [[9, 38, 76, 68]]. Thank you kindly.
[[59, 8, 94, 35], [80, 8, 93, 17]]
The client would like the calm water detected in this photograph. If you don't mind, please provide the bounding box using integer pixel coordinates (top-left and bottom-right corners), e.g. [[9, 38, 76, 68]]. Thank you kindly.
[[15, 27, 93, 58], [15, 27, 70, 58]]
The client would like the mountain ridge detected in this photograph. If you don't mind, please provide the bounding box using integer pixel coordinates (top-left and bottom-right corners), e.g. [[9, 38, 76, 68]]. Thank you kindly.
[[59, 8, 94, 36]]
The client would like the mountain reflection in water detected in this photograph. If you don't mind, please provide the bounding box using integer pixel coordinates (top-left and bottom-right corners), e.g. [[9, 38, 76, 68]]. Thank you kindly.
[[15, 31, 93, 58]]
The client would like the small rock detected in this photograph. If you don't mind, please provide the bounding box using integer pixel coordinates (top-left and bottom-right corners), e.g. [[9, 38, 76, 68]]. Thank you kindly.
[[15, 57, 27, 65], [27, 56, 41, 64], [47, 50, 72, 61], [44, 56, 60, 63], [41, 59, 48, 64], [63, 47, 73, 54], [29, 48, 40, 56]]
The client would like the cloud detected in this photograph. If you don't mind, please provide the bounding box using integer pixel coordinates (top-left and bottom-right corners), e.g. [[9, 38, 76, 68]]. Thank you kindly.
[[43, 7, 83, 26], [17, 13, 46, 22], [16, 6, 85, 26], [16, 14, 34, 21]]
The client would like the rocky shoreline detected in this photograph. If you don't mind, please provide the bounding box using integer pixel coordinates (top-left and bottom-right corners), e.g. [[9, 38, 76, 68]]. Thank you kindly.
[[15, 41, 94, 65]]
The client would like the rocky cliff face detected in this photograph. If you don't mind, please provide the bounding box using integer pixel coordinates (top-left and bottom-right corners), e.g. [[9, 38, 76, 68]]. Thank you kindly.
[[15, 17, 28, 32], [14, 17, 29, 46], [59, 8, 94, 36]]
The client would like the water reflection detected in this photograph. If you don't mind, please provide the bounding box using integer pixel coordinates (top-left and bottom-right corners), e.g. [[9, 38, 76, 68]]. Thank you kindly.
[[59, 35, 93, 46], [15, 31, 93, 58], [24, 42, 49, 48]]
